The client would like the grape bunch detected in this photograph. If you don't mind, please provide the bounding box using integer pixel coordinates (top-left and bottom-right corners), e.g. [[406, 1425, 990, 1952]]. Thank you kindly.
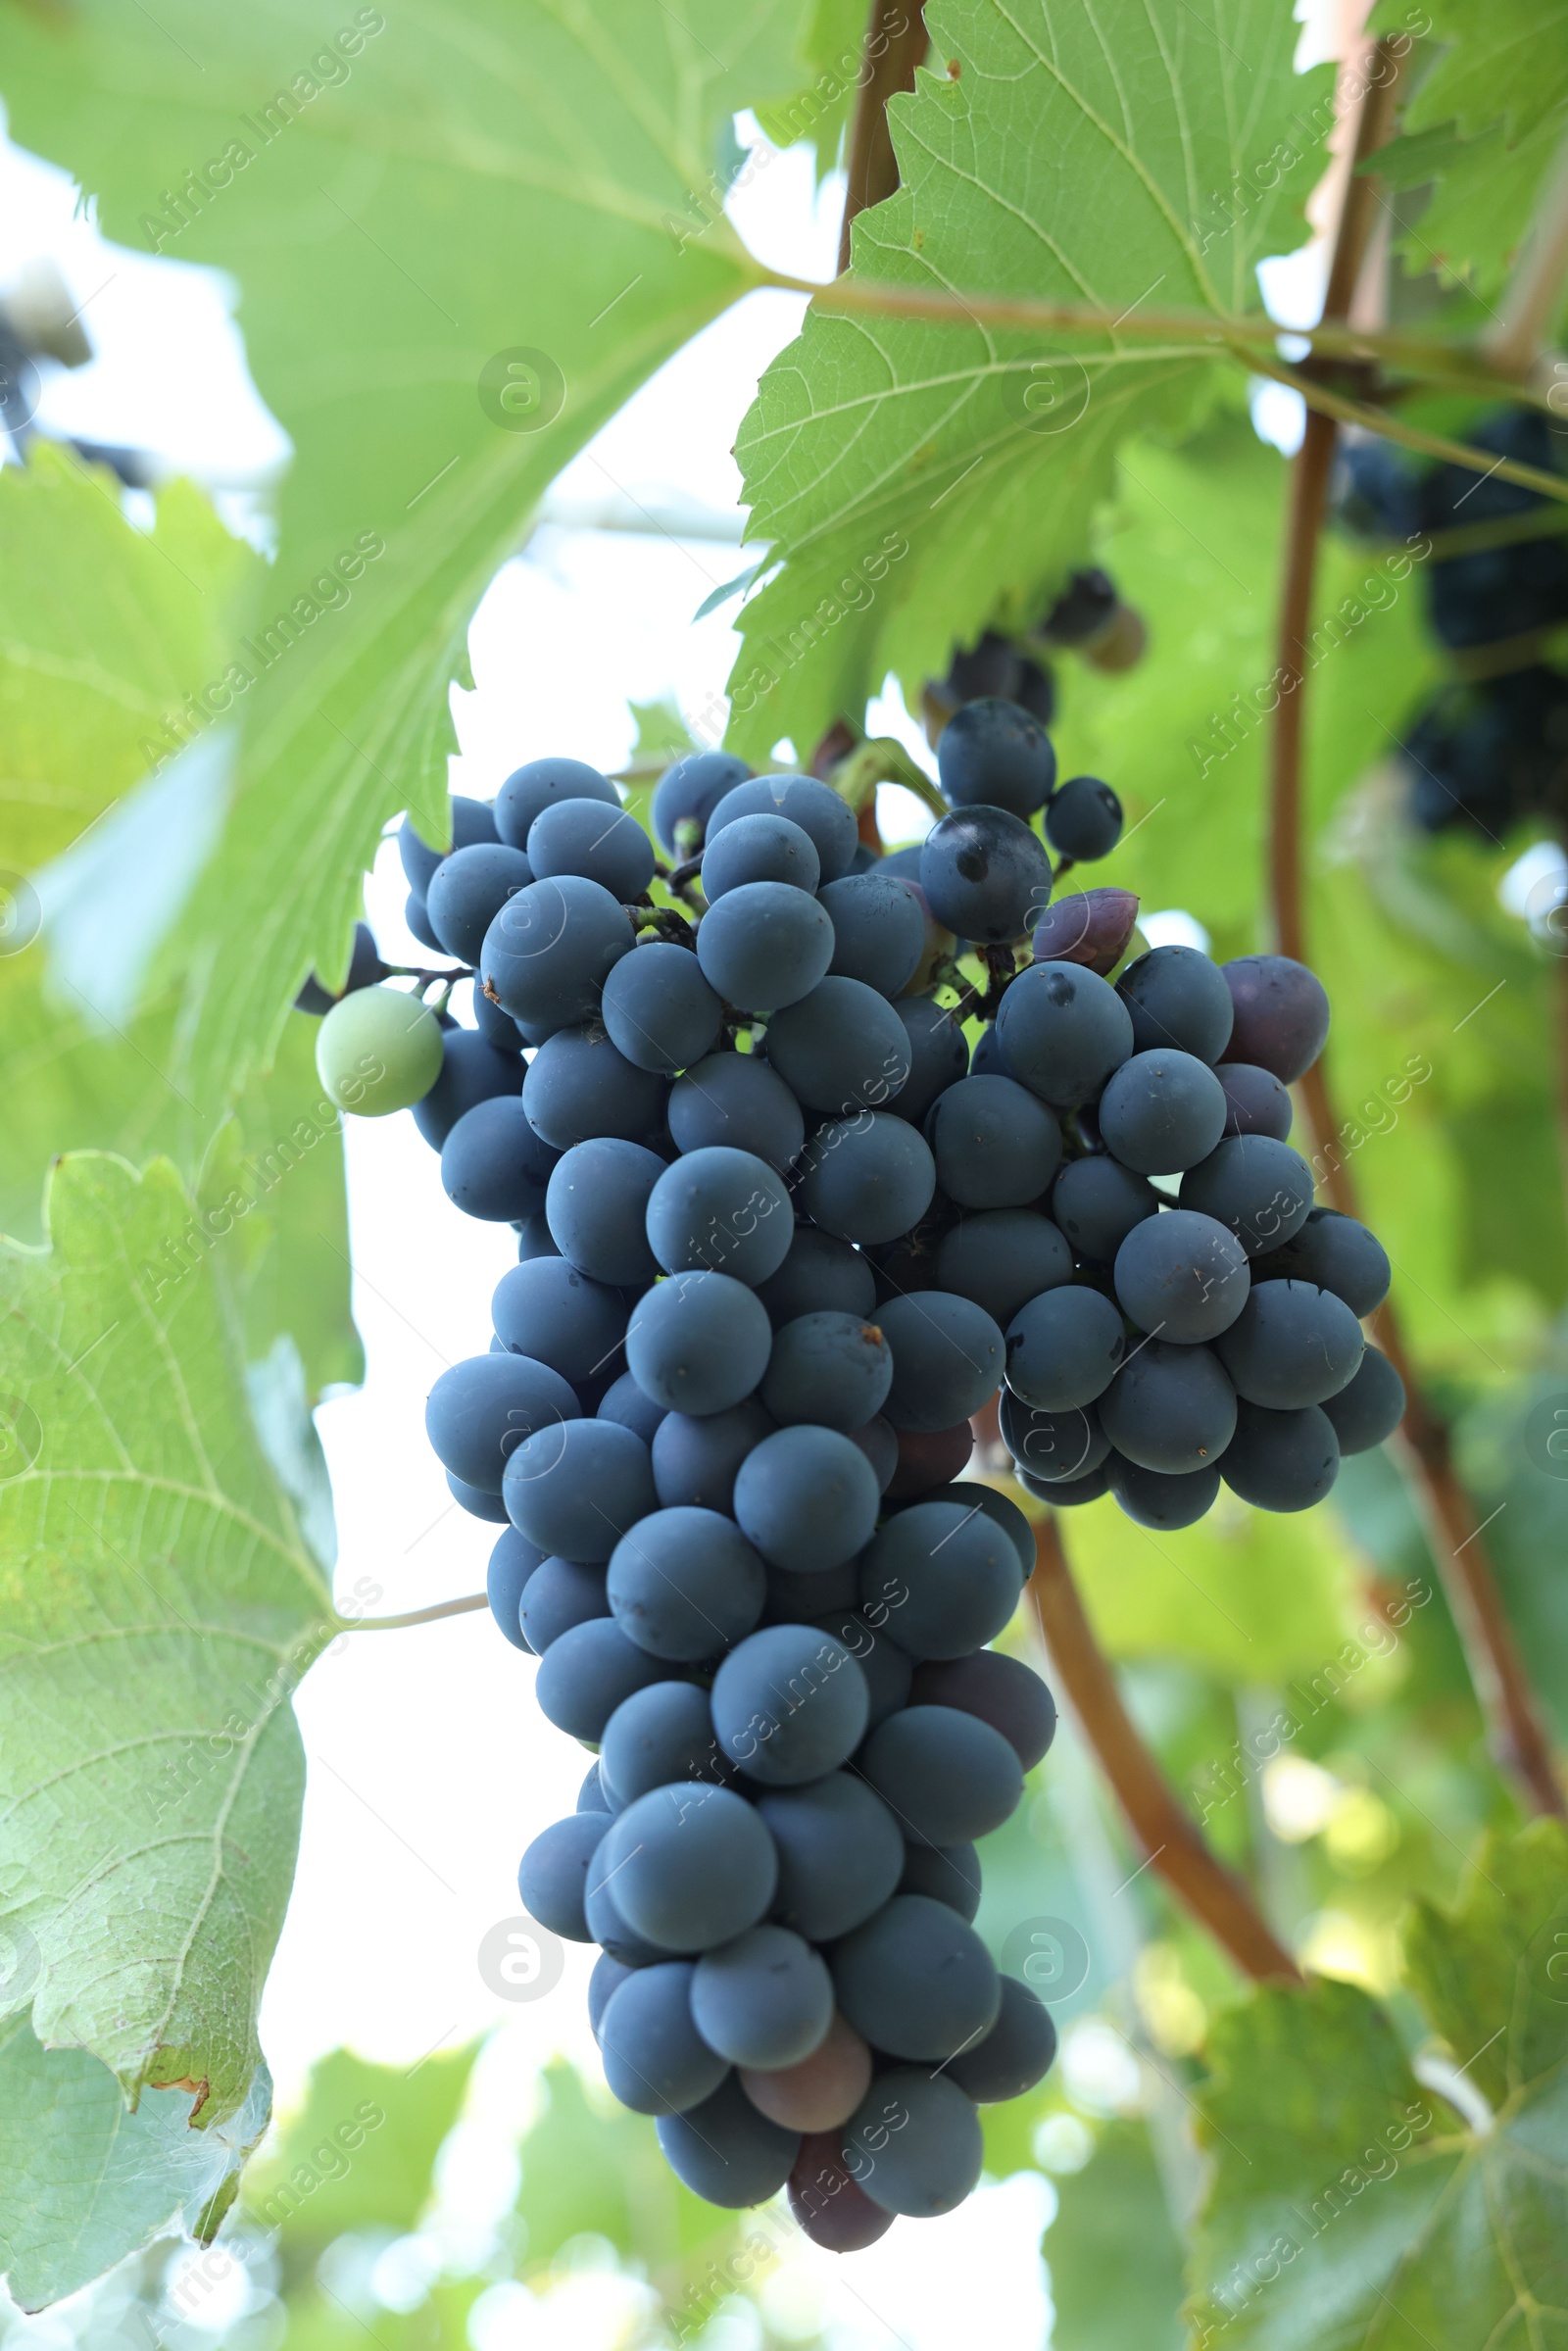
[[300, 717, 1401, 2242], [921, 566, 1148, 743], [1336, 407, 1568, 838]]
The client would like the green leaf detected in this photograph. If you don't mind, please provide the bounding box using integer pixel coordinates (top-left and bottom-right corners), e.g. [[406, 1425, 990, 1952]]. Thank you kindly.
[[0, 1154, 335, 2142], [0, 2018, 271, 2311], [755, 0, 867, 177], [245, 2043, 479, 2241], [0, 0, 814, 1117], [1397, 0, 1568, 146], [1187, 1822, 1568, 2349], [1046, 2122, 1185, 2351], [725, 0, 1331, 760]]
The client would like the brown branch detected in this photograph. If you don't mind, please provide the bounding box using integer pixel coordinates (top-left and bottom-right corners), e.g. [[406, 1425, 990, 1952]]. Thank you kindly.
[[837, 4, 930, 274], [1025, 1516, 1300, 1982], [1267, 42, 1567, 1822]]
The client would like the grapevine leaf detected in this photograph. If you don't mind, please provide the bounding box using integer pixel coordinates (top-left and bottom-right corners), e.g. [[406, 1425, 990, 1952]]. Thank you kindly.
[[0, 2020, 271, 2310], [1187, 1822, 1568, 2349], [243, 2043, 479, 2240], [725, 0, 1332, 761], [0, 1157, 337, 2211], [755, 0, 868, 177], [0, 0, 814, 1117]]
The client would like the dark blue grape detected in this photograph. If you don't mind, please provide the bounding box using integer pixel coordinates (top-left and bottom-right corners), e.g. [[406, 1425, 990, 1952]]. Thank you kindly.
[[585, 1869, 667, 1965], [1052, 1154, 1159, 1262], [944, 1978, 1056, 2103], [486, 1525, 544, 1650], [599, 1961, 731, 2114], [515, 1214, 562, 1263], [646, 1146, 793, 1286], [588, 1950, 636, 2038], [1105, 1453, 1221, 1529], [526, 796, 655, 901], [764, 976, 912, 1114], [858, 1501, 1018, 1660], [935, 1209, 1073, 1326], [701, 811, 820, 900], [1320, 1347, 1404, 1452], [754, 1225, 875, 1327], [806, 1606, 911, 1726], [518, 1556, 610, 1651], [492, 1257, 627, 1387], [503, 1418, 657, 1560], [398, 794, 497, 895], [652, 1397, 775, 1511], [919, 805, 1053, 943], [831, 1893, 999, 2062], [900, 1841, 980, 1920], [600, 942, 721, 1076], [495, 757, 618, 849], [925, 1074, 1061, 1207], [1045, 774, 1122, 860], [1251, 1205, 1390, 1315], [447, 1470, 512, 1522], [710, 1624, 869, 1784], [668, 1050, 805, 1171], [425, 843, 533, 964], [579, 1762, 611, 1814], [1221, 1400, 1340, 1509], [940, 1483, 1036, 1580], [732, 1426, 881, 1572], [760, 1312, 893, 1431], [706, 773, 858, 882], [607, 1505, 767, 1662], [516, 1812, 606, 1941], [850, 1416, 900, 1494], [522, 1024, 667, 1149], [937, 697, 1055, 817], [546, 1138, 664, 1288], [817, 870, 928, 997], [1099, 1050, 1228, 1175], [599, 1681, 731, 1810], [480, 874, 632, 1036], [1005, 1285, 1125, 1408], [652, 749, 751, 855], [1117, 945, 1235, 1060], [910, 1649, 1056, 1770], [406, 891, 444, 953], [441, 1096, 560, 1221], [657, 2078, 800, 2207], [696, 880, 835, 1012], [798, 1112, 937, 1246], [625, 1270, 773, 1415], [843, 2072, 984, 2217], [875, 1292, 1004, 1431], [470, 976, 524, 1055], [1179, 1135, 1316, 1256], [1099, 1338, 1237, 1473], [598, 1371, 668, 1445], [996, 961, 1134, 1106], [1220, 955, 1330, 1083], [859, 1706, 1023, 1849], [969, 1021, 1005, 1075], [425, 1352, 578, 1493], [692, 1926, 833, 2068], [533, 1617, 671, 1740], [295, 921, 388, 1015], [1219, 1062, 1294, 1141], [413, 1029, 522, 1151], [1214, 1279, 1364, 1409], [755, 1772, 904, 1940], [1018, 1459, 1109, 1505], [1001, 1393, 1110, 1483], [888, 995, 969, 1123], [592, 1783, 778, 1951], [1113, 1207, 1250, 1341]]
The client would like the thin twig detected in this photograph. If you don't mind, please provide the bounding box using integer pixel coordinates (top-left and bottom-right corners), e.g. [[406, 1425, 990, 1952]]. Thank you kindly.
[[343, 1592, 488, 1632], [1266, 41, 1567, 1821], [1251, 353, 1568, 505], [1025, 1516, 1301, 1982], [837, 3, 930, 273]]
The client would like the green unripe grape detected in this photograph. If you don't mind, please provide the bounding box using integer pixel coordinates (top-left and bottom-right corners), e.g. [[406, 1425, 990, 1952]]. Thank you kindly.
[[316, 984, 444, 1116]]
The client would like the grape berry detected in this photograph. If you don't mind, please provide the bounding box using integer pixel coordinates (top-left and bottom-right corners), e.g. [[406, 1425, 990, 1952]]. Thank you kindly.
[[307, 710, 1401, 2246]]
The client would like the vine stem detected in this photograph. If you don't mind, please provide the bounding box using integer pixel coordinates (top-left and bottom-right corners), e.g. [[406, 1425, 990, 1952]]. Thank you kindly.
[[1024, 1515, 1300, 1983], [1266, 40, 1567, 1820], [342, 1592, 487, 1632], [837, 2, 929, 273]]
